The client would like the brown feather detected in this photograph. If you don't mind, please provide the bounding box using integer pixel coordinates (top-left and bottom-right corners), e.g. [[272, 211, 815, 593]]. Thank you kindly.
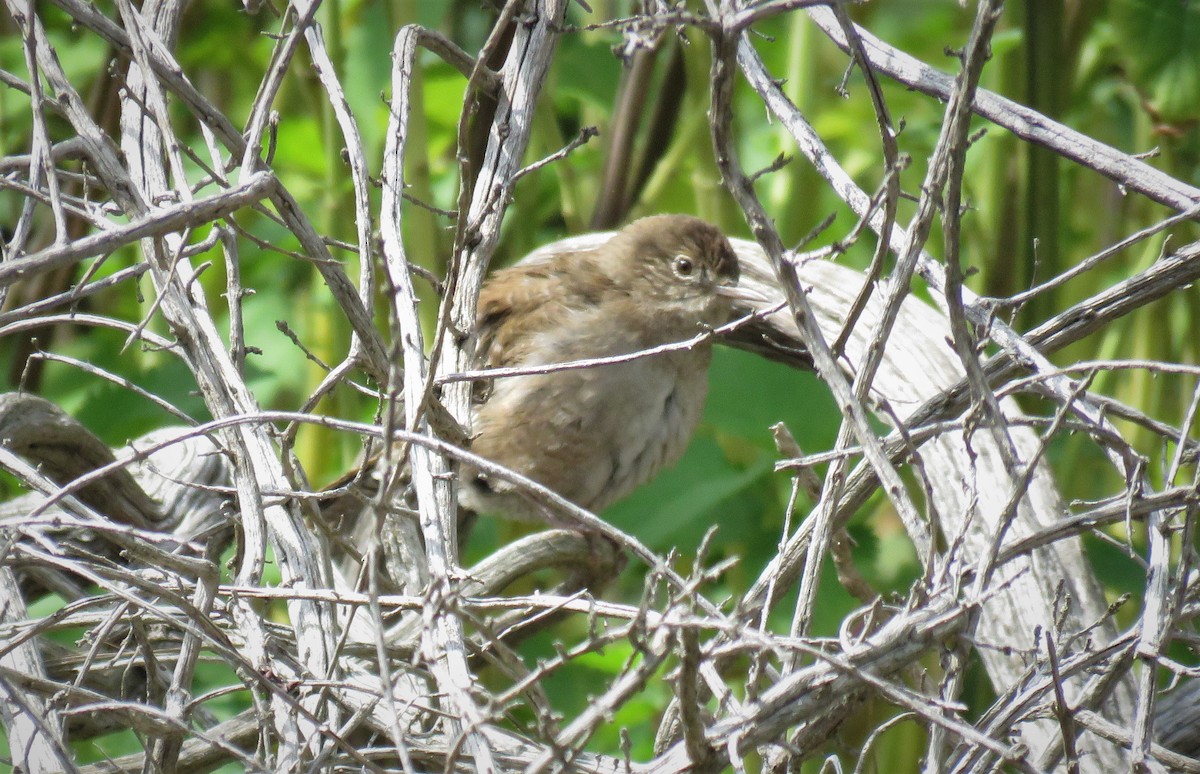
[[461, 214, 741, 519]]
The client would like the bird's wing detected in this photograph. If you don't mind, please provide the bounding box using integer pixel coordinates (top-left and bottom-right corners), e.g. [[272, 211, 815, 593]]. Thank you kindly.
[[475, 254, 613, 369]]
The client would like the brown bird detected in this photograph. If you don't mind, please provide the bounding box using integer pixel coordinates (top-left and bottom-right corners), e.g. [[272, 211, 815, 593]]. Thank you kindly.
[[326, 214, 750, 528], [461, 213, 747, 519]]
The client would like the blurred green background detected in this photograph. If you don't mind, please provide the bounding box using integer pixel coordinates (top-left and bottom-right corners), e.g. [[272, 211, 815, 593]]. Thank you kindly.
[[2, 0, 1198, 769]]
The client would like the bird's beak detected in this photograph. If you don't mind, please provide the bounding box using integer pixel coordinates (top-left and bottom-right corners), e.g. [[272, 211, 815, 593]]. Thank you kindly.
[[715, 281, 773, 305]]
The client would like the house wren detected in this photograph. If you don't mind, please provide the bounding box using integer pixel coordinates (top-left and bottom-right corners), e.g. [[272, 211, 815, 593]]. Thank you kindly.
[[460, 213, 748, 519]]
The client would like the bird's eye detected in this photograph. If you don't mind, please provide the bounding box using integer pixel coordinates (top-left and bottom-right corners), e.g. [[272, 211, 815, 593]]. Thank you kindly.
[[672, 255, 695, 279]]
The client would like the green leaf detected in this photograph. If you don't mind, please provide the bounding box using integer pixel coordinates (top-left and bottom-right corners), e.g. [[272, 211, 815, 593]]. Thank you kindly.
[[1114, 0, 1200, 121]]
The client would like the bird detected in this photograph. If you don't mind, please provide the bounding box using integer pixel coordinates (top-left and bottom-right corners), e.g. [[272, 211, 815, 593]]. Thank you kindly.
[[461, 213, 748, 519], [323, 214, 752, 532]]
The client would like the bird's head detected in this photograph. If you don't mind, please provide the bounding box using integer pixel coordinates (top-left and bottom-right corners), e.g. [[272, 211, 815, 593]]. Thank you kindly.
[[603, 214, 747, 327]]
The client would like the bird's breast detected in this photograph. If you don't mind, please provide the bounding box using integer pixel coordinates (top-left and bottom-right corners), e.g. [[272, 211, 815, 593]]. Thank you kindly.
[[465, 334, 712, 517]]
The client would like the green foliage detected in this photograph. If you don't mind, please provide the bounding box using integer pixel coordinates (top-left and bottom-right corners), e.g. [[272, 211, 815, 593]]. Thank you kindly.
[[1114, 0, 1200, 124]]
